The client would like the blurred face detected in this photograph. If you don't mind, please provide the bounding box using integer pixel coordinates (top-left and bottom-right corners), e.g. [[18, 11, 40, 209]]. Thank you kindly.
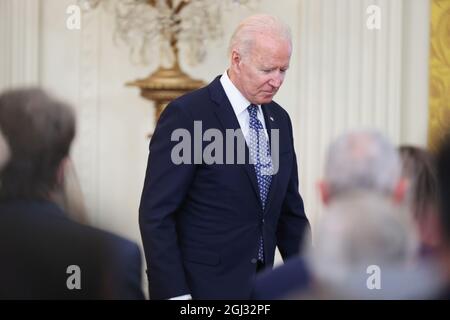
[[231, 34, 291, 105]]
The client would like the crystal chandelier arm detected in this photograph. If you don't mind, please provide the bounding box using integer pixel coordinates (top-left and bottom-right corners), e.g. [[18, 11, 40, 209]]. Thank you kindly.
[[81, 0, 258, 66]]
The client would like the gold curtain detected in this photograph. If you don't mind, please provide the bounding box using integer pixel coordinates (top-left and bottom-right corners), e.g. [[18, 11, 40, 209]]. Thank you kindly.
[[428, 0, 450, 150]]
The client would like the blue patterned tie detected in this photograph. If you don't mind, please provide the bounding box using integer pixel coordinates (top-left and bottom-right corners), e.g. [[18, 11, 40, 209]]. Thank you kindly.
[[248, 104, 273, 262]]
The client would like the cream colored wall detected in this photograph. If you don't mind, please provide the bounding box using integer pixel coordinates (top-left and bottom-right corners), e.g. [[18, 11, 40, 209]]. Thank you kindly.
[[37, 0, 147, 246], [1, 0, 430, 272], [295, 0, 430, 237]]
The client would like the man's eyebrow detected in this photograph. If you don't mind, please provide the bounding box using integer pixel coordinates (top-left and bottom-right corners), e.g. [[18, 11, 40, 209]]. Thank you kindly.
[[259, 64, 272, 69]]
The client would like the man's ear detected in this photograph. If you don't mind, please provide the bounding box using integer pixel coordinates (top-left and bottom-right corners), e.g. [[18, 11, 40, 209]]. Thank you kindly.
[[318, 180, 330, 206], [56, 157, 69, 187], [393, 178, 408, 204], [231, 50, 242, 72]]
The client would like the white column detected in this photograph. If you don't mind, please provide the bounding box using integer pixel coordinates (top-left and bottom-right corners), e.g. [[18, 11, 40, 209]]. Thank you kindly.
[[0, 0, 40, 90], [296, 0, 427, 233], [75, 5, 102, 225], [400, 0, 430, 146]]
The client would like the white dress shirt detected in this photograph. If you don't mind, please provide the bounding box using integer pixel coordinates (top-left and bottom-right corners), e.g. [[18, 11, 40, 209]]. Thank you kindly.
[[220, 70, 268, 141], [169, 294, 192, 300]]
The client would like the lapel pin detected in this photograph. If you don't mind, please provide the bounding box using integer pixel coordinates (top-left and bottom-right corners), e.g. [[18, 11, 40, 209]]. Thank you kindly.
[[270, 116, 274, 122]]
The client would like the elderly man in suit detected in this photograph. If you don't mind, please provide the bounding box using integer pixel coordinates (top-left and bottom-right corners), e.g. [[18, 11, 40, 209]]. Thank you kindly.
[[139, 14, 310, 300]]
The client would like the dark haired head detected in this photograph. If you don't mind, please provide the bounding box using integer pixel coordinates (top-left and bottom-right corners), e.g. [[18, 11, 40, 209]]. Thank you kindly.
[[0, 88, 75, 200]]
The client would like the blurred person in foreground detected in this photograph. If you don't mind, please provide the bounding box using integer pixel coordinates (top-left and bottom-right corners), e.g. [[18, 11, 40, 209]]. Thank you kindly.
[[0, 88, 144, 299], [139, 14, 310, 300], [252, 129, 411, 299], [301, 191, 441, 299], [51, 156, 145, 298], [52, 157, 89, 225]]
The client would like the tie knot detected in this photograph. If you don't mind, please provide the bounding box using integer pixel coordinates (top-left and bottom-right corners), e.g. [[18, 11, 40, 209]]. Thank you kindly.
[[248, 104, 258, 118]]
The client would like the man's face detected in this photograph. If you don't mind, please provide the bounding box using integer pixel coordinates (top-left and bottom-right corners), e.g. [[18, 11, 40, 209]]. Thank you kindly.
[[233, 35, 291, 105]]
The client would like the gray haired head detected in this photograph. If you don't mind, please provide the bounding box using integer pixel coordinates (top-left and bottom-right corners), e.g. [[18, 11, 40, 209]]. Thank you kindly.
[[324, 129, 401, 199], [0, 88, 75, 200], [228, 14, 292, 59]]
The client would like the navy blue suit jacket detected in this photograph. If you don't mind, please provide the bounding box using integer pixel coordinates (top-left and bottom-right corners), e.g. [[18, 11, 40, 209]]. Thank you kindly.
[[0, 199, 145, 299], [251, 257, 311, 299], [139, 76, 310, 299]]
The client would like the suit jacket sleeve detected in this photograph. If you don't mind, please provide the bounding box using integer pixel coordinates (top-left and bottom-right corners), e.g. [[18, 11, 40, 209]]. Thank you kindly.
[[108, 237, 146, 300], [276, 113, 311, 260], [139, 102, 196, 299]]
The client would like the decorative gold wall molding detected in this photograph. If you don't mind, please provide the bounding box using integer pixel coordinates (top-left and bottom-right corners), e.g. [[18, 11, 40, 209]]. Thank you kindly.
[[428, 0, 450, 151]]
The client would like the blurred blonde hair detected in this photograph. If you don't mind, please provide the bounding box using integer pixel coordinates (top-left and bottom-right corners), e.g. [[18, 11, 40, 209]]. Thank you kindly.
[[303, 191, 441, 299], [52, 158, 89, 224]]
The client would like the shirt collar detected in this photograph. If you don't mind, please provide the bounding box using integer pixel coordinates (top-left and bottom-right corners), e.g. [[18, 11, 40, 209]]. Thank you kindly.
[[220, 70, 261, 116]]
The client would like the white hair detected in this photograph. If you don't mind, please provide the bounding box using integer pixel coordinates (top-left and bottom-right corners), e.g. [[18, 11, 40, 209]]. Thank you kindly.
[[228, 14, 292, 59], [324, 129, 401, 198], [0, 129, 10, 171]]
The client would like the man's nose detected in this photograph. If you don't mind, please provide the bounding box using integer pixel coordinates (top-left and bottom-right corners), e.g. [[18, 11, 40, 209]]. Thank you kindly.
[[269, 72, 284, 88]]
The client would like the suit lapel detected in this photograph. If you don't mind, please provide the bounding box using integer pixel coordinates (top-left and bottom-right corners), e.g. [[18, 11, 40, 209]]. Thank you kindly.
[[261, 103, 279, 215], [208, 77, 261, 205]]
